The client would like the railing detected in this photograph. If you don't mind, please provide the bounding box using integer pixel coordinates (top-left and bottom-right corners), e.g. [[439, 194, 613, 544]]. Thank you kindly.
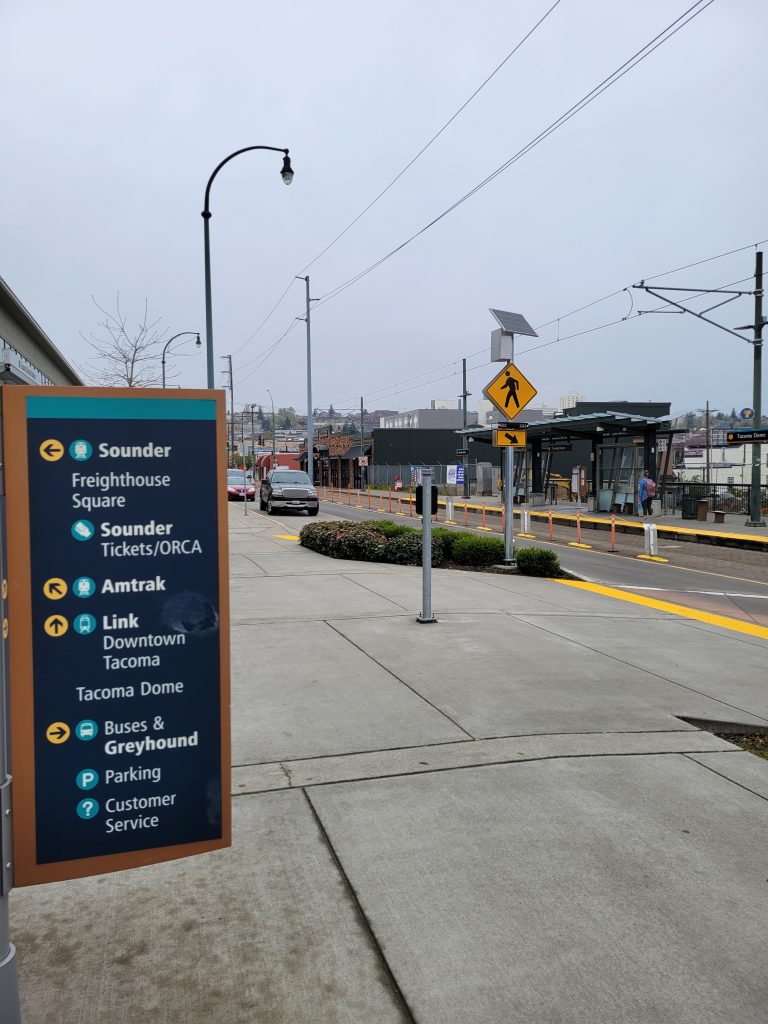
[[662, 482, 753, 514]]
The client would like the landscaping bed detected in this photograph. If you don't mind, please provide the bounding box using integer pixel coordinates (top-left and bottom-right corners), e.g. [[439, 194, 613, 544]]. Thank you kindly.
[[299, 519, 565, 577]]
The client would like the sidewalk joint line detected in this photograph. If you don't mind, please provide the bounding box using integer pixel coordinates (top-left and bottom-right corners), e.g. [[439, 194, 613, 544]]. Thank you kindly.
[[324, 621, 475, 740], [681, 753, 768, 804], [302, 790, 418, 1024], [515, 613, 768, 727]]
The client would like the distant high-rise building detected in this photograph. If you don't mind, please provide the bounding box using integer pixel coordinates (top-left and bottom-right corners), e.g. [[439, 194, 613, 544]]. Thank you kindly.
[[559, 390, 585, 412]]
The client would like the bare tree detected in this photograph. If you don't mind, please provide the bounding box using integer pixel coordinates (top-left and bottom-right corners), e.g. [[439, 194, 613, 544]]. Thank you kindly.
[[80, 294, 166, 387]]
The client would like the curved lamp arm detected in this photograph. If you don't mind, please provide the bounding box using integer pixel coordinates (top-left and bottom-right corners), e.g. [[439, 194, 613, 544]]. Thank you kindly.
[[202, 147, 292, 217]]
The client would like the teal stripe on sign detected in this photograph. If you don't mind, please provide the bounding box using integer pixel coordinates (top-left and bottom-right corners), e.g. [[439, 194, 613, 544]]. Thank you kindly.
[[26, 397, 217, 420]]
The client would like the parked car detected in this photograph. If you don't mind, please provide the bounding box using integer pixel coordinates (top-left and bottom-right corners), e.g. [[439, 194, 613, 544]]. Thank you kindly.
[[227, 469, 255, 501], [260, 470, 318, 515]]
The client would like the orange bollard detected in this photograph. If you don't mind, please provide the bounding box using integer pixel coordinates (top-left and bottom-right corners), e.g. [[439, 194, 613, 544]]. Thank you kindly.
[[463, 502, 469, 526], [368, 488, 371, 510], [611, 513, 616, 552], [548, 509, 553, 542], [389, 489, 393, 513], [577, 510, 582, 544]]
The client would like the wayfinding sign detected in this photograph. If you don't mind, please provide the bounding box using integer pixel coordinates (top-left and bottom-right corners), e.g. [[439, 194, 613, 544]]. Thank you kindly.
[[726, 428, 768, 444], [493, 429, 527, 447], [483, 362, 537, 419], [3, 388, 230, 886]]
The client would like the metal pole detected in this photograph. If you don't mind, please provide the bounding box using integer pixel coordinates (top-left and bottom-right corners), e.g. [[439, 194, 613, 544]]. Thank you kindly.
[[300, 276, 314, 486], [0, 393, 21, 1023], [462, 358, 470, 499], [202, 145, 293, 389], [250, 404, 255, 468], [504, 446, 515, 563], [360, 397, 365, 491], [748, 251, 765, 526], [705, 400, 710, 490], [417, 468, 437, 623], [267, 389, 275, 464], [203, 215, 215, 387], [223, 356, 234, 467]]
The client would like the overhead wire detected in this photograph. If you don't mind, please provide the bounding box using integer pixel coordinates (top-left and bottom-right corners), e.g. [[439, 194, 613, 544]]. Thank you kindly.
[[230, 0, 565, 359], [327, 258, 759, 410], [312, 0, 717, 310]]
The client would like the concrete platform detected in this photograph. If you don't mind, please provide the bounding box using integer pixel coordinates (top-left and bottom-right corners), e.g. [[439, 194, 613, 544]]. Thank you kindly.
[[12, 506, 768, 1023], [13, 791, 409, 1024], [310, 754, 768, 1024]]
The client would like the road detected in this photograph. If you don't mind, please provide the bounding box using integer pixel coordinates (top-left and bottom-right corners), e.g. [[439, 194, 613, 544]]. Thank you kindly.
[[286, 497, 768, 626]]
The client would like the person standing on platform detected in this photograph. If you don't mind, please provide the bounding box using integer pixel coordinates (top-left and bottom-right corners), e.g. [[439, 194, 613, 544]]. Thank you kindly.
[[638, 469, 656, 516]]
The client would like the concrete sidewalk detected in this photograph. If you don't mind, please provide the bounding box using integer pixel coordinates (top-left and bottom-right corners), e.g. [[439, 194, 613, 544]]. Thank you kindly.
[[12, 506, 768, 1023]]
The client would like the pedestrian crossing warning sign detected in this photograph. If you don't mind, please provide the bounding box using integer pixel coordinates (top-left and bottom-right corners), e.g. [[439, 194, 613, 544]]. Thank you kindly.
[[483, 362, 537, 419]]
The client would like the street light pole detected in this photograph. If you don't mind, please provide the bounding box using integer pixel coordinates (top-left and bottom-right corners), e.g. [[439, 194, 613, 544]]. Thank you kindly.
[[161, 332, 201, 388], [202, 146, 294, 388], [267, 389, 276, 464]]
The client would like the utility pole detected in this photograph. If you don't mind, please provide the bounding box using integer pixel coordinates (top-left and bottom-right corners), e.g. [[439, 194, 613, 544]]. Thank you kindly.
[[222, 355, 234, 467], [750, 252, 764, 525], [461, 358, 471, 499], [267, 388, 276, 465], [634, 250, 765, 526], [705, 400, 710, 489], [250, 404, 256, 466], [360, 397, 365, 489], [297, 275, 314, 485]]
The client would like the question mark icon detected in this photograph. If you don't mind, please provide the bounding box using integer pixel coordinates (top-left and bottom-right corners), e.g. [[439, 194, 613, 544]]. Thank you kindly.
[[76, 798, 100, 820]]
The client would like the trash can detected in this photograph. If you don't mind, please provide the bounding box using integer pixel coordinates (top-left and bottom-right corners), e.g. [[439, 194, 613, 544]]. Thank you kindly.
[[697, 499, 709, 522], [681, 496, 698, 520]]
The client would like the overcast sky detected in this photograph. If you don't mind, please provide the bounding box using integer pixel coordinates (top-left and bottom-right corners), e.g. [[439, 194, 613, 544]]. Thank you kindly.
[[2, 0, 766, 419]]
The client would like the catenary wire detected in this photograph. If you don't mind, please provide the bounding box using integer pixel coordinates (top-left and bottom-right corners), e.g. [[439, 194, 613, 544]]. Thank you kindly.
[[312, 0, 716, 309], [230, 0, 565, 358]]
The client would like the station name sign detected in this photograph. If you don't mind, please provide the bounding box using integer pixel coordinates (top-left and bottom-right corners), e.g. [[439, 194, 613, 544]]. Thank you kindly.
[[3, 388, 230, 885], [726, 428, 768, 445]]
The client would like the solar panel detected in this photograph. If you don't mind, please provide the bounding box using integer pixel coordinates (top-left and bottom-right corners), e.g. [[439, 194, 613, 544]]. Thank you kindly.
[[489, 309, 538, 337]]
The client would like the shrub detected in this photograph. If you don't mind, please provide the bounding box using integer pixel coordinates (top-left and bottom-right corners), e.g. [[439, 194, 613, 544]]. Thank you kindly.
[[450, 533, 505, 567], [300, 521, 386, 561], [515, 546, 561, 577], [386, 532, 444, 567], [431, 527, 459, 560], [334, 524, 388, 562], [364, 519, 416, 538]]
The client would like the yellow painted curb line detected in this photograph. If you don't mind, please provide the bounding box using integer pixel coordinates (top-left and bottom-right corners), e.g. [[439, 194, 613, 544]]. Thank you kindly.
[[636, 554, 669, 563], [555, 580, 768, 641], [518, 533, 536, 539], [274, 534, 300, 541], [476, 527, 493, 532], [568, 542, 592, 548]]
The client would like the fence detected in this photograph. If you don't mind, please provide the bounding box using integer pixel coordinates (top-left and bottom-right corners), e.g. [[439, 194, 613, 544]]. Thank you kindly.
[[367, 463, 481, 492], [662, 482, 757, 515]]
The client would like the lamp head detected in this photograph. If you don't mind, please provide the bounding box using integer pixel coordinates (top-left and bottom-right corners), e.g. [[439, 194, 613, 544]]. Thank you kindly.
[[281, 154, 294, 185], [195, 334, 201, 348]]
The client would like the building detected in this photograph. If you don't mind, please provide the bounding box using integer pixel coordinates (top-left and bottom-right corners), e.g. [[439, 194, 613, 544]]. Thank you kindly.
[[0, 275, 82, 386], [559, 390, 585, 412], [379, 407, 478, 429]]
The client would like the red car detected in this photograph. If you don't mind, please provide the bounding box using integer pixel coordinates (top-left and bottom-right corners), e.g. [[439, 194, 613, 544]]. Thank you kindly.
[[227, 470, 255, 501]]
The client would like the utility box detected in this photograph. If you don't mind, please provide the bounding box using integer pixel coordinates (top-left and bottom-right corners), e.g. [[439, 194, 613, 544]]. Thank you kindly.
[[476, 463, 494, 496], [490, 329, 514, 363]]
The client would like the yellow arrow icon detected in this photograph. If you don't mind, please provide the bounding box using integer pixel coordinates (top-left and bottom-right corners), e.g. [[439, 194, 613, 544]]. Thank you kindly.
[[44, 615, 68, 637], [46, 722, 70, 744], [39, 439, 65, 462], [43, 578, 68, 600]]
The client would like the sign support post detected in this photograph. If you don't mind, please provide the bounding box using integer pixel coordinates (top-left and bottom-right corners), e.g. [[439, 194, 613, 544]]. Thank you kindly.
[[417, 468, 437, 624], [504, 446, 515, 564], [0, 392, 21, 1021]]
